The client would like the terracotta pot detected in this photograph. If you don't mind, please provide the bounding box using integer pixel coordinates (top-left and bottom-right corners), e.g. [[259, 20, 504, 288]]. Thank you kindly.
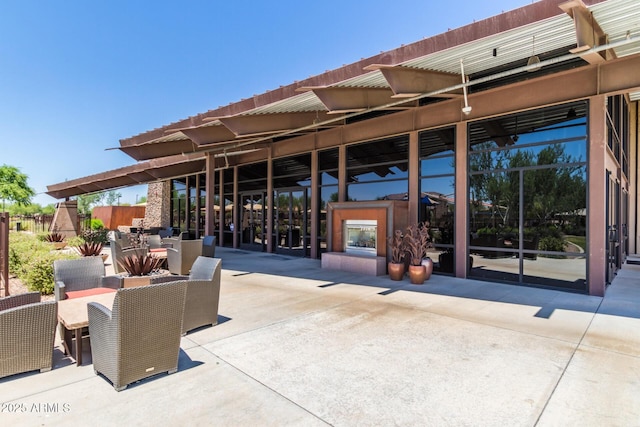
[[421, 258, 433, 280], [408, 264, 427, 284], [388, 262, 405, 281]]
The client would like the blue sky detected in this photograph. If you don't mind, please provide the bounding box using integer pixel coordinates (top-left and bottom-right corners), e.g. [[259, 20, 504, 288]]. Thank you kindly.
[[0, 0, 529, 207]]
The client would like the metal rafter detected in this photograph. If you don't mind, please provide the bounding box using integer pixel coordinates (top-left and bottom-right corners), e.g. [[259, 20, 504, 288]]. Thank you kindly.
[[216, 111, 333, 137], [297, 86, 399, 113], [364, 64, 463, 98]]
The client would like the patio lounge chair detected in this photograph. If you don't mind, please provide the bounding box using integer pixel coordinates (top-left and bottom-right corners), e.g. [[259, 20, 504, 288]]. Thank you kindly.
[[166, 239, 203, 275], [109, 239, 148, 274], [158, 227, 173, 238], [53, 257, 120, 300], [145, 234, 163, 249], [0, 293, 57, 378], [202, 235, 216, 258], [151, 256, 222, 334], [88, 281, 188, 391]]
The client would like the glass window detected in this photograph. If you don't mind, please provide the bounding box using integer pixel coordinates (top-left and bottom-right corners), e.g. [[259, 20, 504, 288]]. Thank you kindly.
[[318, 148, 339, 254], [346, 136, 409, 201], [238, 162, 268, 193], [419, 127, 455, 273], [468, 101, 588, 291], [273, 154, 311, 188]]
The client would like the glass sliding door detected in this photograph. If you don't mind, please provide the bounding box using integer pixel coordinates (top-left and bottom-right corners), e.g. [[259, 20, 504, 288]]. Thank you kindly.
[[239, 192, 266, 251], [274, 188, 309, 256], [272, 154, 311, 257], [606, 173, 620, 284]]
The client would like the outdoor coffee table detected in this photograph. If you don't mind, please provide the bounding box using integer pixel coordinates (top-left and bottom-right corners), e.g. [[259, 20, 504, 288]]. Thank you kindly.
[[57, 291, 117, 366]]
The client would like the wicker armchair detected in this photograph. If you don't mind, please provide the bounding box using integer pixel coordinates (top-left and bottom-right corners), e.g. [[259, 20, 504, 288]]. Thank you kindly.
[[109, 239, 148, 274], [151, 256, 222, 334], [53, 257, 120, 301], [166, 239, 203, 275], [145, 234, 163, 249], [202, 235, 216, 258], [158, 227, 173, 239], [87, 281, 188, 391], [0, 293, 57, 378]]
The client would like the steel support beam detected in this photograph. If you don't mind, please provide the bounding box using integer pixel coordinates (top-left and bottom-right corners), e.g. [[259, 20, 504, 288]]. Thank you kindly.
[[366, 65, 462, 98]]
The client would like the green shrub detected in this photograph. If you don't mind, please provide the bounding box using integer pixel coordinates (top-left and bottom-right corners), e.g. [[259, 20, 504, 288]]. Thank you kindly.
[[90, 218, 105, 230], [8, 231, 79, 295], [539, 236, 567, 252], [66, 236, 85, 247], [82, 229, 109, 244], [23, 252, 57, 294], [476, 227, 497, 236], [9, 232, 51, 277], [536, 226, 563, 239]]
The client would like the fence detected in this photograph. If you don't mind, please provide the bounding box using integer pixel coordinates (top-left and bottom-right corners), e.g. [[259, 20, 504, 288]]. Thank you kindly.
[[9, 214, 92, 235], [0, 213, 92, 297]]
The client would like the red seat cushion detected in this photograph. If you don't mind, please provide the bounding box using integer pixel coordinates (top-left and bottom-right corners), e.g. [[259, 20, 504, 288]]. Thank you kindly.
[[66, 287, 117, 299]]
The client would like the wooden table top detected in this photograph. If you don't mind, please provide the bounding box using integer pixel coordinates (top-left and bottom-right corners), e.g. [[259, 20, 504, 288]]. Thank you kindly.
[[57, 292, 117, 330]]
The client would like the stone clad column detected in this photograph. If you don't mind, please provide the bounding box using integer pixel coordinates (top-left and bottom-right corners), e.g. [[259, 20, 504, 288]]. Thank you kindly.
[[144, 181, 171, 228]]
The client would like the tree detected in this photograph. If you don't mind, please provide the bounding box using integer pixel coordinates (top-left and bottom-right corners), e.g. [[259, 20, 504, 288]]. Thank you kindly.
[[105, 190, 122, 206], [76, 193, 104, 214], [0, 164, 36, 211]]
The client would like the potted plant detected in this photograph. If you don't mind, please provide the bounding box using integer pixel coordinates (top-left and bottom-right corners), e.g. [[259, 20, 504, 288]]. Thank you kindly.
[[45, 231, 67, 250], [403, 223, 432, 284], [418, 222, 434, 280], [118, 254, 165, 287], [74, 241, 108, 262], [386, 230, 406, 281]]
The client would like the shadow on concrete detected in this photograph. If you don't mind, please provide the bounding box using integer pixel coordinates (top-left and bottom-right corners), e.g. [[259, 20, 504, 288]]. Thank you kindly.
[[216, 247, 640, 320], [94, 349, 203, 391]]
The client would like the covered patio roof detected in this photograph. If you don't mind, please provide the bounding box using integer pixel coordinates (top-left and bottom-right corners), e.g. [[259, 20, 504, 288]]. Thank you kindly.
[[46, 153, 207, 200], [47, 0, 640, 199]]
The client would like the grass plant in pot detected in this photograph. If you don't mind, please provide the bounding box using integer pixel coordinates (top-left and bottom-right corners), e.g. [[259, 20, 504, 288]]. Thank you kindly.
[[74, 241, 108, 262], [418, 222, 434, 280], [118, 254, 164, 288], [403, 223, 431, 284], [45, 232, 67, 250], [387, 230, 406, 281]]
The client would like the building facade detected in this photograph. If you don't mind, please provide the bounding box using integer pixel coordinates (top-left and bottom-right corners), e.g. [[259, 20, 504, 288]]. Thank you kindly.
[[47, 0, 640, 296]]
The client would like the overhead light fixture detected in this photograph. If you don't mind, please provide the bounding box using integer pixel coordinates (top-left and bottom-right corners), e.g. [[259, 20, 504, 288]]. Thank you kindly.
[[460, 59, 472, 115], [527, 35, 541, 72]]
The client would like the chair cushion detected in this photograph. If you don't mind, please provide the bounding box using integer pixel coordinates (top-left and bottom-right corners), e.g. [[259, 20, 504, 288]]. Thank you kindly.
[[66, 288, 117, 299]]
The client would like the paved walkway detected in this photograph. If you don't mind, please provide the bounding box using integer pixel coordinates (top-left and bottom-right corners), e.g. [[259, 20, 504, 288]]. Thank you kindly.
[[2, 248, 639, 426]]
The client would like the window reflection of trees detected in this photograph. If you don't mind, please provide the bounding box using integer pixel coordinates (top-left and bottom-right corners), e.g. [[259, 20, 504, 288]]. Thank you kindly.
[[419, 127, 456, 249], [468, 103, 588, 289], [469, 143, 586, 241]]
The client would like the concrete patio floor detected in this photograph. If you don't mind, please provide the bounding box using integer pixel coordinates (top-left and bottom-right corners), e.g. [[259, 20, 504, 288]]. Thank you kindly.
[[2, 247, 640, 426]]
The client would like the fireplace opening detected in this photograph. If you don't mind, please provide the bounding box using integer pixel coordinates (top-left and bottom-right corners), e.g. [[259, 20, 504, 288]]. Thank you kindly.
[[344, 220, 377, 256]]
